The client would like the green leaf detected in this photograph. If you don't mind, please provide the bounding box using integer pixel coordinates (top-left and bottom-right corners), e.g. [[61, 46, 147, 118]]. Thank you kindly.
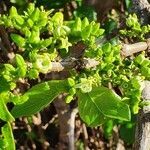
[[28, 28, 40, 44], [77, 86, 130, 127], [15, 54, 26, 67], [52, 12, 64, 26], [97, 29, 105, 36], [81, 17, 89, 29], [4, 64, 15, 73], [11, 80, 69, 118], [38, 9, 51, 27], [141, 59, 150, 67], [10, 34, 25, 47], [0, 77, 11, 92], [141, 67, 150, 77], [15, 15, 24, 25], [134, 54, 145, 65], [30, 8, 40, 22], [74, 18, 82, 32], [67, 78, 75, 87], [1, 122, 15, 150], [119, 123, 135, 144], [0, 138, 5, 149], [27, 18, 34, 27], [41, 38, 52, 48], [28, 68, 39, 79], [81, 24, 92, 40], [91, 23, 100, 35], [78, 89, 105, 127], [15, 54, 27, 77], [27, 3, 35, 14], [103, 120, 114, 138], [0, 97, 14, 122], [71, 17, 82, 36], [9, 6, 18, 17], [102, 43, 112, 54]]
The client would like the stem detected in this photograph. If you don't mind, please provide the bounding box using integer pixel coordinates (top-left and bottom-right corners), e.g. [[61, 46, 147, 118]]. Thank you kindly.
[[134, 81, 150, 150], [50, 39, 150, 72], [53, 95, 78, 150], [49, 58, 99, 72]]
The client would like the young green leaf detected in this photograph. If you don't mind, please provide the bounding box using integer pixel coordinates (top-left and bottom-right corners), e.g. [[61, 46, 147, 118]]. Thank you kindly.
[[81, 24, 92, 40], [74, 18, 82, 32], [52, 12, 64, 26], [15, 54, 26, 67], [11, 80, 69, 118], [9, 6, 18, 17], [1, 122, 15, 150], [102, 43, 112, 54], [41, 38, 52, 48], [77, 86, 131, 127], [10, 34, 25, 47], [15, 15, 24, 25], [81, 17, 89, 29], [28, 68, 39, 79], [30, 8, 40, 22], [28, 28, 40, 44], [0, 97, 14, 122], [15, 54, 27, 77]]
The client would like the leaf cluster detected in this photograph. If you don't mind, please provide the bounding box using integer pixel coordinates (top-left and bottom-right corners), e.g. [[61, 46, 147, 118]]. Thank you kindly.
[[0, 3, 149, 148]]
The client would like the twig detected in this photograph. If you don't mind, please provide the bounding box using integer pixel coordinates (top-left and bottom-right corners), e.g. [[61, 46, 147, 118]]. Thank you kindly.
[[49, 39, 150, 72], [48, 58, 99, 72], [121, 40, 150, 56]]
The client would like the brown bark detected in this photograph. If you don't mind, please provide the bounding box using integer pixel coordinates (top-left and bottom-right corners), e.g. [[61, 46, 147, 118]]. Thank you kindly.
[[53, 95, 78, 150], [133, 81, 150, 150], [131, 0, 150, 24]]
